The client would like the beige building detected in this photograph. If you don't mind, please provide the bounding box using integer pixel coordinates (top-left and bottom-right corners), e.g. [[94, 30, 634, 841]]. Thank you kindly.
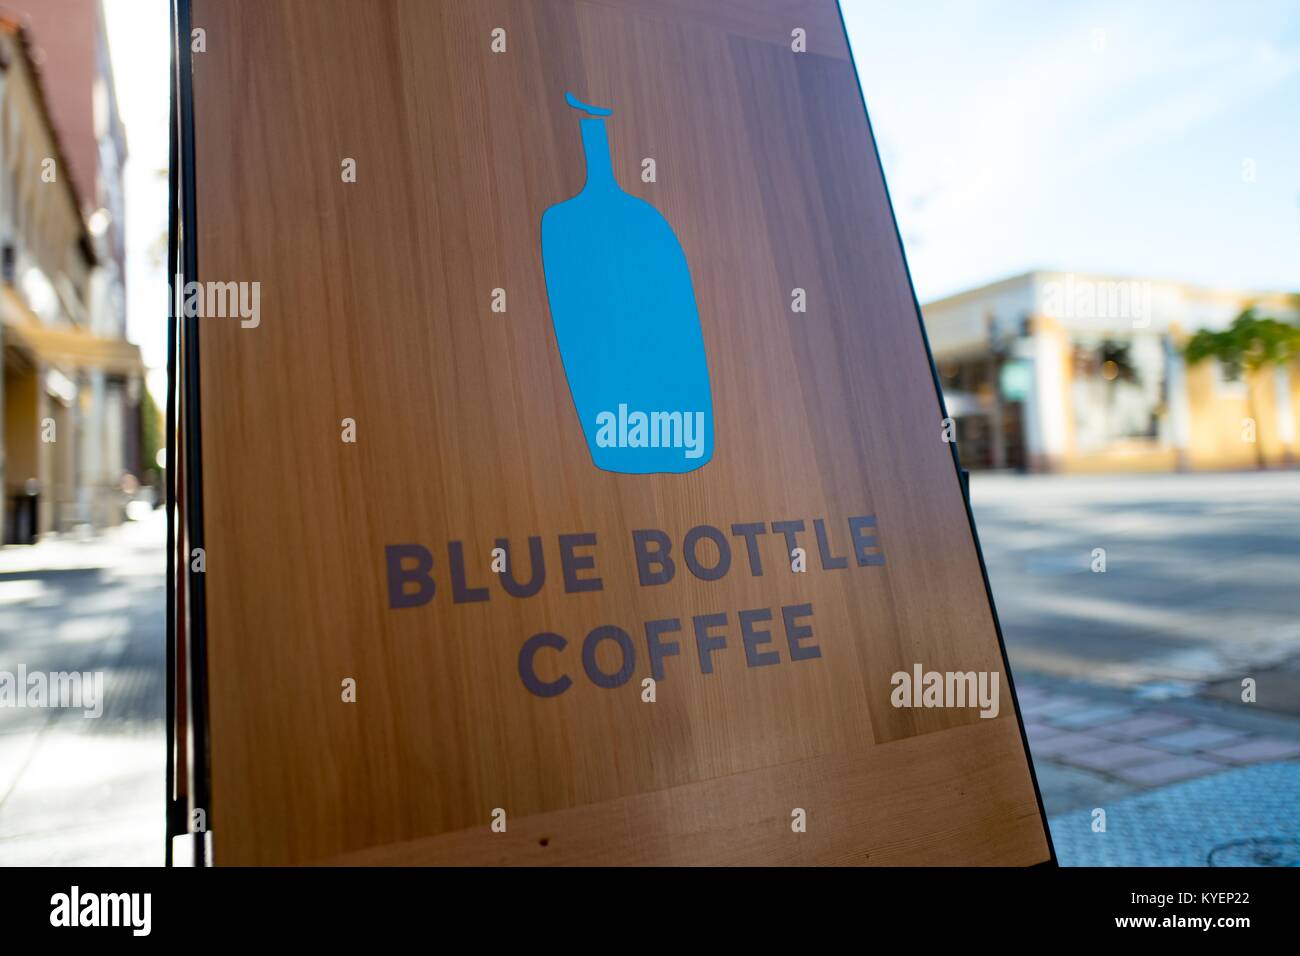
[[923, 271, 1299, 473], [0, 12, 142, 542]]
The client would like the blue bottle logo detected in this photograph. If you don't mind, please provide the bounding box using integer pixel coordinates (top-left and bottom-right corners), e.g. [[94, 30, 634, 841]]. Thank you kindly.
[[541, 93, 715, 474]]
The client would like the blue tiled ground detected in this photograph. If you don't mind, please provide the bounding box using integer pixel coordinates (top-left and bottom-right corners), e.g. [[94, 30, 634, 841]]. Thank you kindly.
[[1048, 761, 1300, 866]]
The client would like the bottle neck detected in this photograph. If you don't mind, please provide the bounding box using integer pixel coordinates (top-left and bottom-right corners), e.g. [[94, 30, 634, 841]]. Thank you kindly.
[[579, 118, 617, 193]]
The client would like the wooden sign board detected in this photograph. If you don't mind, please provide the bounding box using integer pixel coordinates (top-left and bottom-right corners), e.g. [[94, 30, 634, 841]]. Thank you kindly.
[[180, 0, 1052, 865]]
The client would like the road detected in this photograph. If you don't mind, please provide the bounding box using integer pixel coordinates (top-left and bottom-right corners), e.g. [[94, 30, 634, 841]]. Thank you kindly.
[[970, 471, 1300, 700]]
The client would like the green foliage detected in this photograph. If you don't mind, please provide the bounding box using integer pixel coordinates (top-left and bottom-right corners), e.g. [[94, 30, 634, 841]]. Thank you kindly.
[[140, 384, 164, 486], [1184, 307, 1300, 381]]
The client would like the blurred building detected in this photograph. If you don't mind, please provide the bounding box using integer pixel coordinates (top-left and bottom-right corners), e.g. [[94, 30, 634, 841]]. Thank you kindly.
[[0, 3, 142, 543], [924, 271, 1299, 472]]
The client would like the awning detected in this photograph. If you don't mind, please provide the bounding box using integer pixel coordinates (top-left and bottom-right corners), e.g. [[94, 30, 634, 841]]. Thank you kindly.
[[1, 285, 143, 377]]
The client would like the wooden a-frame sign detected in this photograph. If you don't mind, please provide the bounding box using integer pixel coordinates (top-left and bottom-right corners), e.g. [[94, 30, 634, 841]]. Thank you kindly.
[[170, 0, 1053, 866]]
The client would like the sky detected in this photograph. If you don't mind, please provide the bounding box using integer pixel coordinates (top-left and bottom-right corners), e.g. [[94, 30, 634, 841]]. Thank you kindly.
[[102, 0, 1300, 380], [103, 0, 170, 385], [841, 0, 1300, 301]]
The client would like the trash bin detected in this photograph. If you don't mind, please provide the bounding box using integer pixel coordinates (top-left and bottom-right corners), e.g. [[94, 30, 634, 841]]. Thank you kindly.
[[6, 493, 38, 545]]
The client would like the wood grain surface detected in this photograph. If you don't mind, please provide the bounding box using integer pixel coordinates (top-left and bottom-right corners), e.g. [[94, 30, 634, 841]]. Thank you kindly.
[[189, 0, 1050, 866]]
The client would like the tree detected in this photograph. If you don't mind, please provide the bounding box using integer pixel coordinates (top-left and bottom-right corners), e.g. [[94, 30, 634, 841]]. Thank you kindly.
[[1184, 307, 1300, 468], [140, 385, 165, 494]]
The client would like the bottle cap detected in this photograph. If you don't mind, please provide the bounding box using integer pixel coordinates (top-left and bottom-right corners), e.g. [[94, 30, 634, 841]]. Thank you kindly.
[[565, 92, 612, 117]]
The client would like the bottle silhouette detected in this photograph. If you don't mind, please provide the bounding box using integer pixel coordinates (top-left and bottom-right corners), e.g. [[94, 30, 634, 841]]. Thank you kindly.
[[541, 93, 714, 474]]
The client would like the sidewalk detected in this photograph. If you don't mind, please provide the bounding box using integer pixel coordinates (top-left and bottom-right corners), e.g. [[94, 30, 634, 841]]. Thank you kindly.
[[1017, 672, 1300, 865], [0, 511, 167, 865]]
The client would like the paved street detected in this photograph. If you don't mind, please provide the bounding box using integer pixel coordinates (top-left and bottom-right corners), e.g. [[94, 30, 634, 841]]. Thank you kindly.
[[0, 472, 1297, 865], [971, 471, 1300, 699], [971, 471, 1300, 865], [0, 510, 166, 865]]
